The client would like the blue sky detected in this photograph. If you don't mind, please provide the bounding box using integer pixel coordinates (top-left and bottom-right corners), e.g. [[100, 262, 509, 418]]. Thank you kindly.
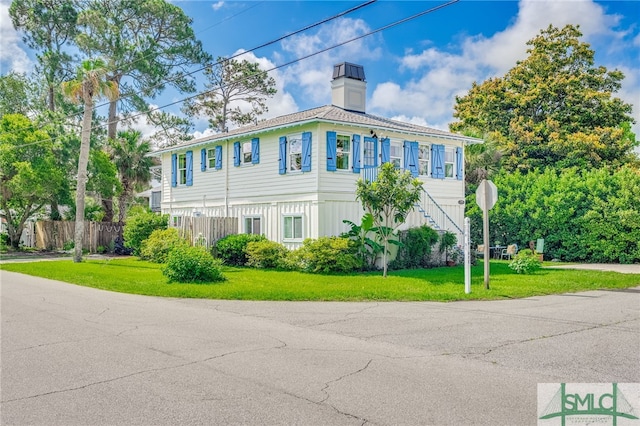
[[1, 0, 639, 140]]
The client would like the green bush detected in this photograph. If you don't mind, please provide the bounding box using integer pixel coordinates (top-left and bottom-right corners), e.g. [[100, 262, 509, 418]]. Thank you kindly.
[[140, 228, 189, 263], [245, 240, 289, 269], [214, 233, 266, 266], [509, 249, 541, 274], [123, 211, 169, 255], [390, 225, 439, 269], [162, 245, 225, 283], [292, 237, 362, 274]]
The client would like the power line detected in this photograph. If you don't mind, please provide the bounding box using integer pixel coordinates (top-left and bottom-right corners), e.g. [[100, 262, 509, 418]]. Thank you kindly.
[[9, 0, 459, 150], [6, 0, 376, 138]]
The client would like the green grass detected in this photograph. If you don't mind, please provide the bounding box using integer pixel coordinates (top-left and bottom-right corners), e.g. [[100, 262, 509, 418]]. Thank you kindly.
[[1, 258, 638, 301]]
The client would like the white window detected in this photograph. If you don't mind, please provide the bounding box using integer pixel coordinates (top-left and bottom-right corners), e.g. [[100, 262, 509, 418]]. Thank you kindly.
[[418, 145, 429, 176], [207, 148, 216, 169], [288, 134, 302, 172], [283, 215, 303, 240], [244, 217, 261, 235], [445, 148, 455, 178], [390, 143, 402, 169], [336, 134, 350, 170], [178, 154, 187, 185], [242, 141, 252, 164]]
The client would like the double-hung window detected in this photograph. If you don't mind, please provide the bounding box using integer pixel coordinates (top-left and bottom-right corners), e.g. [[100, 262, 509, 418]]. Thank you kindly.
[[207, 148, 216, 169], [444, 148, 455, 178], [418, 145, 429, 176], [336, 134, 350, 170], [390, 142, 402, 169], [244, 217, 261, 235], [178, 154, 187, 185], [283, 215, 303, 240], [288, 134, 302, 172], [242, 141, 252, 164]]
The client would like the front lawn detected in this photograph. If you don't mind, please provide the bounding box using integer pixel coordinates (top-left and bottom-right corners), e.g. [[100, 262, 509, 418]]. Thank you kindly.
[[2, 258, 638, 301]]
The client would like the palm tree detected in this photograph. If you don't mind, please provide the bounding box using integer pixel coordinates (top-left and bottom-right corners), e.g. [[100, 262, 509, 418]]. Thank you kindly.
[[465, 138, 503, 187], [62, 59, 118, 262], [109, 130, 152, 222]]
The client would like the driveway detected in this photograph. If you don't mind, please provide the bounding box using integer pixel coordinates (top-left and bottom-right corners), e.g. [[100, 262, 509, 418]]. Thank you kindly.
[[1, 270, 639, 425]]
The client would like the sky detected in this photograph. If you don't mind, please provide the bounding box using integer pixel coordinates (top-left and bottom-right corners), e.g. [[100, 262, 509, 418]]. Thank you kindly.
[[1, 0, 639, 142]]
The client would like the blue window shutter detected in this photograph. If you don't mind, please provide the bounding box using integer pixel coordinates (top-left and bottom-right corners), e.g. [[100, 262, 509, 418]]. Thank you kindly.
[[215, 146, 222, 170], [252, 138, 260, 164], [381, 138, 390, 164], [456, 147, 463, 180], [200, 148, 207, 172], [326, 131, 336, 171], [279, 136, 287, 175], [302, 132, 312, 172], [410, 142, 419, 177], [233, 142, 240, 167], [352, 134, 361, 173], [403, 141, 410, 171], [171, 154, 177, 187], [186, 150, 193, 186], [432, 144, 445, 179]]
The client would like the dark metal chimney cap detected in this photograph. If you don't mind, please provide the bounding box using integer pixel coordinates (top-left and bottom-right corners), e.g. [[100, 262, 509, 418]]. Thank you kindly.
[[332, 62, 365, 81]]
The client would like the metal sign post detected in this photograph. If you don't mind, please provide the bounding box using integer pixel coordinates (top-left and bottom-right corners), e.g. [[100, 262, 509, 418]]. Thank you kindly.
[[476, 179, 498, 290], [464, 217, 471, 294]]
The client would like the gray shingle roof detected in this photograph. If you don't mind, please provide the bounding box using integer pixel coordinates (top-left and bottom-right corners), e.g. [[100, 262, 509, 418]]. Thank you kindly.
[[153, 105, 482, 154]]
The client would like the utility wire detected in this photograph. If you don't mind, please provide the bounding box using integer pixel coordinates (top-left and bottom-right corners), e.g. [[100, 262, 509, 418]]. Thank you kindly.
[[10, 0, 459, 149]]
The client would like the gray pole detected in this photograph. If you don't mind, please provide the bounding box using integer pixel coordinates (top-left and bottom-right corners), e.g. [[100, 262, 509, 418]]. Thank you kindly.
[[464, 217, 471, 294], [483, 180, 490, 289]]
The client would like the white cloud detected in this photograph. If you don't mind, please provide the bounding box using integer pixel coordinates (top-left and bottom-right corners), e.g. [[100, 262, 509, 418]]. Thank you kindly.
[[211, 1, 224, 12], [370, 0, 639, 136], [0, 2, 32, 73], [279, 17, 382, 106]]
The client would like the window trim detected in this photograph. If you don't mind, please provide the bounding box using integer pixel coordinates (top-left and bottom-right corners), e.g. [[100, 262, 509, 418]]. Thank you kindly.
[[282, 214, 304, 241], [418, 144, 430, 177], [389, 141, 402, 169], [244, 216, 262, 235], [242, 141, 253, 165], [287, 133, 303, 173], [207, 148, 216, 170], [335, 133, 351, 171], [177, 153, 187, 185], [444, 147, 455, 178]]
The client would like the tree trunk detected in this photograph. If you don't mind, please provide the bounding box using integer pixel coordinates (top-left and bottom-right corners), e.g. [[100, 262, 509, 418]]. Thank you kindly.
[[50, 199, 62, 220], [102, 198, 114, 222], [74, 87, 93, 263], [108, 98, 118, 140]]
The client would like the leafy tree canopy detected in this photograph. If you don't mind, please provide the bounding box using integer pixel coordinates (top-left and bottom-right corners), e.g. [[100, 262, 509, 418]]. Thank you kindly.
[[184, 57, 277, 132], [0, 114, 66, 248], [355, 162, 423, 277], [451, 24, 637, 172]]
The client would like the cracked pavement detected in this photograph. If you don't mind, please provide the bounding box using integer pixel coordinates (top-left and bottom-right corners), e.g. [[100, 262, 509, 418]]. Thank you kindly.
[[1, 270, 639, 425]]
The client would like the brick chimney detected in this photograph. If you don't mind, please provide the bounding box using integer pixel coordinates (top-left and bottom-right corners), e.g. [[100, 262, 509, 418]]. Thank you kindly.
[[331, 62, 366, 113]]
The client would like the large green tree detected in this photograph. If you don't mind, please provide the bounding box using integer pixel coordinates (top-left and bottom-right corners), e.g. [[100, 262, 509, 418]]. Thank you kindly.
[[108, 130, 152, 222], [355, 163, 423, 277], [62, 59, 119, 262], [9, 0, 79, 112], [451, 24, 637, 172], [184, 57, 277, 132], [75, 0, 209, 219], [0, 114, 66, 249]]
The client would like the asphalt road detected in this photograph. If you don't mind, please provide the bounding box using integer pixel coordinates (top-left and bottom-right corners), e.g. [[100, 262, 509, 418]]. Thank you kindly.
[[1, 270, 639, 425]]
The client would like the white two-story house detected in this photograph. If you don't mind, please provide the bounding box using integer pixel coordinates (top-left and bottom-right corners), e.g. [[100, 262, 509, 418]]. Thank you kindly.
[[152, 62, 482, 247]]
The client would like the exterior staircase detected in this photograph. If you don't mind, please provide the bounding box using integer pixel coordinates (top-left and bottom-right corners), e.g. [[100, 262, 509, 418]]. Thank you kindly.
[[416, 188, 463, 234]]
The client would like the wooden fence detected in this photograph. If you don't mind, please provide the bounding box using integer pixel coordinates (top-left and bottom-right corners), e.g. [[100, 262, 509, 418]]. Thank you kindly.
[[175, 217, 237, 248], [35, 221, 124, 253]]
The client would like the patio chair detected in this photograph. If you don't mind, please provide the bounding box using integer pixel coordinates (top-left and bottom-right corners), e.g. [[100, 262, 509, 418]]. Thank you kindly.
[[501, 244, 518, 260], [476, 244, 485, 258]]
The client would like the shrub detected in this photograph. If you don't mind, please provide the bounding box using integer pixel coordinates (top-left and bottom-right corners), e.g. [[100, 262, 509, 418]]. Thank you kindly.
[[245, 240, 289, 269], [509, 249, 542, 274], [293, 237, 362, 274], [162, 245, 225, 283], [214, 233, 266, 266], [123, 211, 169, 255], [140, 228, 189, 263], [390, 225, 439, 270]]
